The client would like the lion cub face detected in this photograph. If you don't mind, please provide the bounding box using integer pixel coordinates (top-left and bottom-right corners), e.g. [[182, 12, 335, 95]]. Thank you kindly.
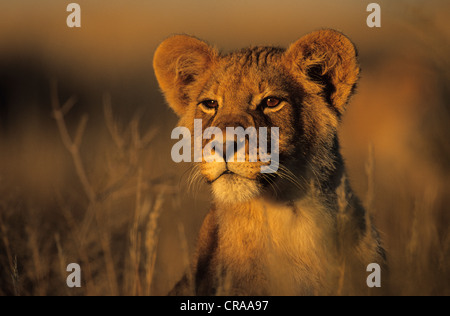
[[194, 50, 299, 202], [154, 30, 360, 203]]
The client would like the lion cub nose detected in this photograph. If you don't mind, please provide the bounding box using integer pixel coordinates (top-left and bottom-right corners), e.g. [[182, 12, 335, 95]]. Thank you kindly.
[[223, 136, 241, 163], [210, 114, 253, 162], [204, 129, 245, 163]]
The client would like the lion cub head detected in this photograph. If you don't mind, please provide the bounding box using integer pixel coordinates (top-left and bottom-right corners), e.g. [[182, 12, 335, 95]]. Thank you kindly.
[[154, 30, 359, 204]]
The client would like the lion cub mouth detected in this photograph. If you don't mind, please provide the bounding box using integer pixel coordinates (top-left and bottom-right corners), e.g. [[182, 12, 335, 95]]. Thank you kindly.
[[213, 170, 234, 182], [211, 173, 262, 203], [202, 161, 266, 203], [213, 168, 258, 183]]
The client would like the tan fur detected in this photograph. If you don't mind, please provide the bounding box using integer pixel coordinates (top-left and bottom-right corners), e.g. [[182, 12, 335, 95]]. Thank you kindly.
[[154, 29, 385, 295]]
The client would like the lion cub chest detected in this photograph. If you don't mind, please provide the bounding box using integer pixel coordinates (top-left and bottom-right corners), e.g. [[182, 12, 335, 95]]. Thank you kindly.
[[212, 197, 338, 295]]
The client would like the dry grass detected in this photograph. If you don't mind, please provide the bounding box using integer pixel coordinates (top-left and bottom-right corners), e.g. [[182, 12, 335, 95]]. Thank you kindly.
[[0, 82, 176, 296]]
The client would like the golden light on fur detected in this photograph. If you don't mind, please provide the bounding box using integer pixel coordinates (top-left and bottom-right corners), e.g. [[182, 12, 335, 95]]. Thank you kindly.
[[0, 1, 448, 297], [154, 30, 385, 295]]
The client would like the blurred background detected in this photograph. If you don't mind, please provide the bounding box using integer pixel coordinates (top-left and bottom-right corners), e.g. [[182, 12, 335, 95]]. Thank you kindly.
[[0, 0, 448, 295]]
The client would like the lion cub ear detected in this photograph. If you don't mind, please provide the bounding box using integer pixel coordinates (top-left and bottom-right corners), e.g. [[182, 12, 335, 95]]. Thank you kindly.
[[153, 35, 218, 116], [284, 29, 360, 115]]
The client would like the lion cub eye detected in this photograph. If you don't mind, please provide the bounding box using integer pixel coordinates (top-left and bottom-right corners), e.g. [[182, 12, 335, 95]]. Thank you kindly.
[[263, 97, 282, 109], [199, 100, 219, 111]]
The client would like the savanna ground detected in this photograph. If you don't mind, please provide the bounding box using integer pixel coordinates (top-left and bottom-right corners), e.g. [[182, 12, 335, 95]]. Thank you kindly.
[[0, 0, 449, 295]]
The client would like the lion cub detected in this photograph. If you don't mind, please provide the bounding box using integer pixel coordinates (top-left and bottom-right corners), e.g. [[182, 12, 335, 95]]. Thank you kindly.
[[154, 29, 385, 295]]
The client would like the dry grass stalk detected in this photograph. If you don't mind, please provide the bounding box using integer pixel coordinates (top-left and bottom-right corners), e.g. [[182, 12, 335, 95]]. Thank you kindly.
[[51, 80, 96, 203], [0, 216, 20, 296], [26, 225, 48, 295], [144, 194, 163, 295], [49, 83, 166, 296], [336, 175, 349, 296], [177, 222, 195, 295], [55, 233, 71, 296]]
